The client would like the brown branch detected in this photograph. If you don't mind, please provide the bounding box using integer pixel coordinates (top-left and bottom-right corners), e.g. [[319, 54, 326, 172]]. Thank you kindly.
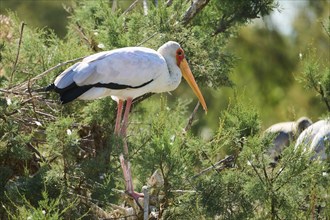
[[182, 0, 210, 25], [9, 22, 25, 88]]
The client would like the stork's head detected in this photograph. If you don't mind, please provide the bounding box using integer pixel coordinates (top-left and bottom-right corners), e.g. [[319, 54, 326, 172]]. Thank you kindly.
[[158, 41, 208, 112]]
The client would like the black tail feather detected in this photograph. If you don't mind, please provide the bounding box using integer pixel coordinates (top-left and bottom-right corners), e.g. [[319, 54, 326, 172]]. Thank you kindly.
[[59, 84, 91, 104], [45, 82, 92, 104], [45, 83, 55, 91]]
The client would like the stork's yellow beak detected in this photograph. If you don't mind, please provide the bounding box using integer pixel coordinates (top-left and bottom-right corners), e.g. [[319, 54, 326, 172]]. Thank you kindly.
[[180, 58, 207, 112]]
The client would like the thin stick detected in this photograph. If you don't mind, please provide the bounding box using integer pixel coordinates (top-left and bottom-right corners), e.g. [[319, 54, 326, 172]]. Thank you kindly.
[[184, 101, 200, 132], [136, 32, 159, 46], [9, 22, 25, 88], [320, 21, 330, 38], [122, 0, 140, 16], [192, 155, 234, 178], [0, 88, 27, 96], [12, 56, 86, 90]]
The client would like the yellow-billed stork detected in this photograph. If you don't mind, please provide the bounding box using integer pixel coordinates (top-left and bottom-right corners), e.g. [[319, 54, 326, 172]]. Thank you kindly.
[[47, 41, 207, 205]]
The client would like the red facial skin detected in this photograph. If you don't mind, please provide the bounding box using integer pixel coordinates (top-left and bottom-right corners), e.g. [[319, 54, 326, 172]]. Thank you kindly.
[[176, 48, 185, 66]]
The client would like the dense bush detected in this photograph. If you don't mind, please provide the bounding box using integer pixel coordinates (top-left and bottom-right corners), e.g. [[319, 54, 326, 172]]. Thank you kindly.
[[0, 0, 329, 219]]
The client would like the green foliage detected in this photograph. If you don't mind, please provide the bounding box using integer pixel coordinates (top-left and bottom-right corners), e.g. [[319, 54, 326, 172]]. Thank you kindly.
[[4, 188, 80, 220], [1, 0, 329, 219], [298, 47, 330, 112]]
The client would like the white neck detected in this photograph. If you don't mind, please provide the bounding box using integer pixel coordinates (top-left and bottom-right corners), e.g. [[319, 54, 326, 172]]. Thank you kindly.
[[157, 41, 183, 92], [164, 55, 182, 91]]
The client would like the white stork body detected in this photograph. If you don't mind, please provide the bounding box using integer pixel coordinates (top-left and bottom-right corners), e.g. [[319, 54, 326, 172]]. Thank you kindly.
[[295, 119, 330, 160], [48, 41, 207, 207], [264, 117, 312, 162], [50, 41, 206, 107]]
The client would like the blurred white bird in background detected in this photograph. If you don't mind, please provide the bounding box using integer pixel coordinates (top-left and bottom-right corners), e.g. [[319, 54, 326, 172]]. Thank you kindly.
[[295, 119, 330, 160], [264, 117, 312, 163]]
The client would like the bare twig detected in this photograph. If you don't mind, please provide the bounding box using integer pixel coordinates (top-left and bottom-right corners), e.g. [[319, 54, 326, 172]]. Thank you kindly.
[[0, 88, 27, 96], [9, 22, 25, 88], [192, 155, 234, 178], [137, 32, 159, 46], [122, 0, 140, 16], [184, 101, 200, 132], [132, 92, 154, 105], [34, 110, 57, 119], [26, 143, 46, 162], [170, 189, 196, 194], [74, 22, 99, 52], [249, 160, 265, 185], [165, 0, 173, 7], [320, 21, 330, 38], [12, 56, 86, 90]]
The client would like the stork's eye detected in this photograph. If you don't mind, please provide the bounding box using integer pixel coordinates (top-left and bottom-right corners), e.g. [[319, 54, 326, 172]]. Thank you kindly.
[[176, 49, 184, 57]]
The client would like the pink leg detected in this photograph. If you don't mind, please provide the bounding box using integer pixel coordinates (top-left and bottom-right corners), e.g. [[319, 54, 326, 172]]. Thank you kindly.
[[120, 98, 133, 156], [114, 99, 124, 136], [118, 98, 144, 209], [120, 154, 144, 202]]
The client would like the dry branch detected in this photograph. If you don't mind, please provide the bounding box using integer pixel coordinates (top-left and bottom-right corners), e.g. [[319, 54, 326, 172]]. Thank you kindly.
[[193, 155, 235, 178], [122, 0, 140, 16], [182, 0, 210, 25], [184, 101, 200, 132], [9, 22, 25, 88]]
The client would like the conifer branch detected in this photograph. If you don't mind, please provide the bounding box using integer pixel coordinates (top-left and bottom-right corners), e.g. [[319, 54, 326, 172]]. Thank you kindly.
[[319, 84, 330, 112]]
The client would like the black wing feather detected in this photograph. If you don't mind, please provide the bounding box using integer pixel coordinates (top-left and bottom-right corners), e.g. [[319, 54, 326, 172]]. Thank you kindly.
[[46, 79, 153, 104]]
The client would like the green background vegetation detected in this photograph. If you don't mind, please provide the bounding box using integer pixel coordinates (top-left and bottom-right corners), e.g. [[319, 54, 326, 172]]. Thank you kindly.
[[0, 0, 329, 219]]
